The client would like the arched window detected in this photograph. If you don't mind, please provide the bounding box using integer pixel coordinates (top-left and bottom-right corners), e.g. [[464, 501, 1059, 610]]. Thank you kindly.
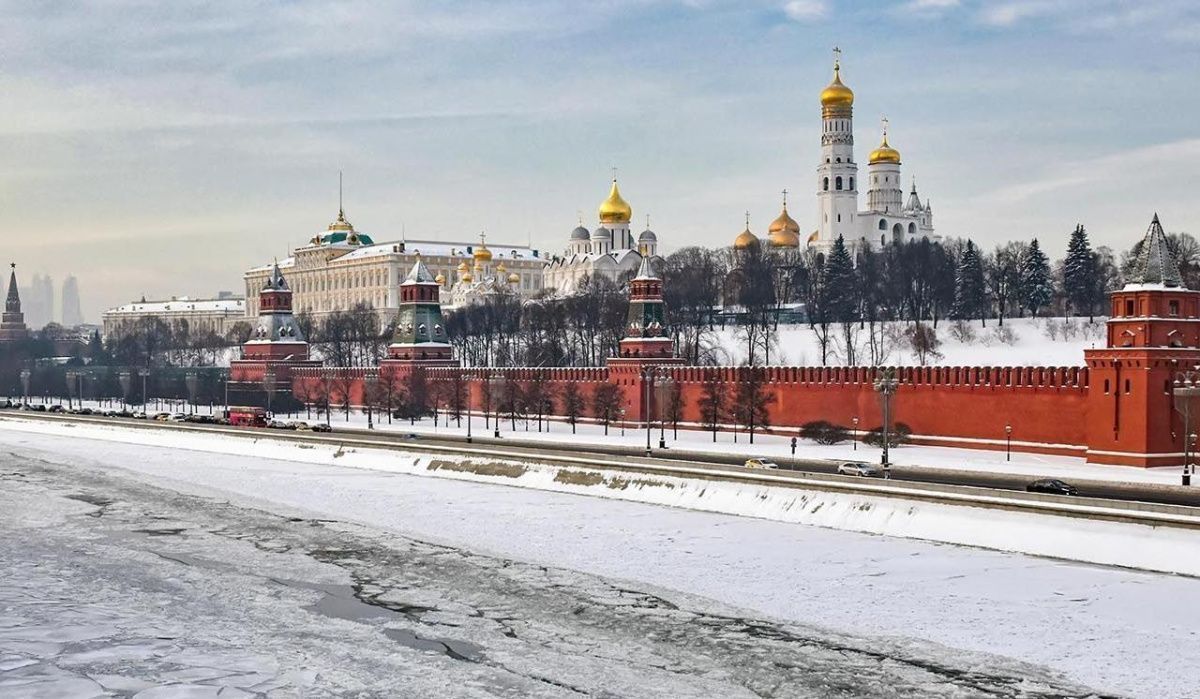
[[878, 219, 888, 230], [823, 177, 829, 191], [835, 176, 843, 190], [892, 223, 903, 242], [908, 222, 916, 235], [849, 177, 855, 190], [836, 157, 841, 163], [881, 235, 886, 246]]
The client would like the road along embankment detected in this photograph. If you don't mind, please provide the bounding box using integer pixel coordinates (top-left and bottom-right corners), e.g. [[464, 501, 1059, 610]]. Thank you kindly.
[[2, 414, 1199, 576]]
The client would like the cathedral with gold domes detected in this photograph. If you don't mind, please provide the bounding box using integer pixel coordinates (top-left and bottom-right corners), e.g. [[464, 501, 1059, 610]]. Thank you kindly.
[[543, 178, 661, 294], [811, 50, 935, 253]]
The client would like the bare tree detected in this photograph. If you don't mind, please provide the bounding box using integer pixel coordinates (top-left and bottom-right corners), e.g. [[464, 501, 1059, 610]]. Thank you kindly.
[[562, 381, 585, 434], [591, 383, 623, 436]]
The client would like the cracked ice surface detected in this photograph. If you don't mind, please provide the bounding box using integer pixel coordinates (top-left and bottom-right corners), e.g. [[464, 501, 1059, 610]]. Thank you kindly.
[[0, 431, 1194, 697]]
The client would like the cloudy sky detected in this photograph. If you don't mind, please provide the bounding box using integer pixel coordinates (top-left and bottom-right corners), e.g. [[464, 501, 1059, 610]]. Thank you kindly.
[[1, 0, 1198, 320]]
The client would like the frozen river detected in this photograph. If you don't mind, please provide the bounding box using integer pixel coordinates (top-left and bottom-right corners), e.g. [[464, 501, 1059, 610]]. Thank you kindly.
[[1, 427, 1195, 697]]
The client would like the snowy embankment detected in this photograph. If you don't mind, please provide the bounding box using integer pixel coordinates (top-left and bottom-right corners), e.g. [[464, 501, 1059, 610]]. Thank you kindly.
[[6, 416, 1197, 577], [710, 315, 1106, 366]]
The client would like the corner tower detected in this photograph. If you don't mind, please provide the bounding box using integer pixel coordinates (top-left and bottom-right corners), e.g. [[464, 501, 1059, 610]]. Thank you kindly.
[[1084, 214, 1200, 467], [815, 48, 858, 253], [387, 254, 455, 364], [242, 262, 309, 361]]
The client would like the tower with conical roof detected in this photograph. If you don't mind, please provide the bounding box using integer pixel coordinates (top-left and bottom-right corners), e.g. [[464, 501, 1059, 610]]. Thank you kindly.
[[386, 254, 455, 363], [0, 264, 29, 342], [242, 261, 309, 361], [1084, 214, 1200, 467]]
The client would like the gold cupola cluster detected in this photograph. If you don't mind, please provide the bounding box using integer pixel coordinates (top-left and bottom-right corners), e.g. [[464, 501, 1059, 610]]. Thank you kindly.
[[598, 179, 632, 224], [767, 206, 801, 248], [820, 57, 854, 118], [868, 131, 901, 165]]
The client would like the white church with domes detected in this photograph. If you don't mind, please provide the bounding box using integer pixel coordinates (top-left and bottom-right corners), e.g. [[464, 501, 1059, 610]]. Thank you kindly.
[[810, 50, 936, 253], [543, 179, 661, 294]]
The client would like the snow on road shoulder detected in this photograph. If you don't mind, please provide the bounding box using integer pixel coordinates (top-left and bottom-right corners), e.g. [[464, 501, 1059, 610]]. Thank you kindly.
[[2, 416, 1197, 577]]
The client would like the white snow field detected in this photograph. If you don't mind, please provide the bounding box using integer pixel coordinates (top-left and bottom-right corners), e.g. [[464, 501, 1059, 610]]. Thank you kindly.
[[709, 316, 1106, 367], [0, 418, 1197, 697]]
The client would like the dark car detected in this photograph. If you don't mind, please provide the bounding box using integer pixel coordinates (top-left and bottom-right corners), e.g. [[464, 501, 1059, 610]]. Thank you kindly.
[[48, 405, 65, 413], [1026, 478, 1079, 496], [311, 424, 333, 433]]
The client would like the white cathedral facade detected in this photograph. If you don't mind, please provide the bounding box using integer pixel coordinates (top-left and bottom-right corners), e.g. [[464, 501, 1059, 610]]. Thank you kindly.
[[810, 52, 936, 253], [542, 179, 660, 294]]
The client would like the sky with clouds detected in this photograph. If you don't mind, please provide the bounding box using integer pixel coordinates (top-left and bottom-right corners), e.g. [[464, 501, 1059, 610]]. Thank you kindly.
[[1, 0, 1198, 320]]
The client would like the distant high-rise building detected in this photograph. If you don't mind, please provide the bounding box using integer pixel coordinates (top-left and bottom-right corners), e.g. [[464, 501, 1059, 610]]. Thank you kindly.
[[61, 275, 84, 326], [21, 273, 54, 329]]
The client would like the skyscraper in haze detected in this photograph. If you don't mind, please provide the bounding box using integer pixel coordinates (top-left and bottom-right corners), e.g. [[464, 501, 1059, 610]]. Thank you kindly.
[[61, 275, 83, 326], [21, 274, 54, 329]]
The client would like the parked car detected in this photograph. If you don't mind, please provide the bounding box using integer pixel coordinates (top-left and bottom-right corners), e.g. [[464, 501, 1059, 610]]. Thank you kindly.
[[1026, 478, 1078, 496], [48, 405, 65, 413], [744, 457, 779, 470], [153, 413, 172, 422], [311, 424, 332, 433], [837, 462, 881, 477], [290, 422, 312, 431]]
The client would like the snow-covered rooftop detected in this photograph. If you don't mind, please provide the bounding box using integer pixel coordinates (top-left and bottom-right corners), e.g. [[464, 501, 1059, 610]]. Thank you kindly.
[[105, 298, 245, 315]]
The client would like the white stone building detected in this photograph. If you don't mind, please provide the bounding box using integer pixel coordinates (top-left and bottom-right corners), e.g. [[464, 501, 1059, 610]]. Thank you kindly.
[[543, 179, 661, 294], [243, 208, 545, 325], [102, 297, 246, 339], [811, 51, 936, 254]]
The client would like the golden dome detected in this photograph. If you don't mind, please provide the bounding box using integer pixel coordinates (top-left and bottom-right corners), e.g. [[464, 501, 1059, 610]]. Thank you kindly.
[[496, 262, 507, 273], [868, 132, 901, 165], [734, 227, 759, 250], [820, 62, 854, 110], [456, 261, 469, 273], [328, 208, 354, 232], [435, 272, 446, 285], [473, 244, 492, 262], [807, 230, 819, 245], [598, 179, 632, 224], [507, 272, 520, 284], [767, 206, 801, 248], [462, 272, 473, 283]]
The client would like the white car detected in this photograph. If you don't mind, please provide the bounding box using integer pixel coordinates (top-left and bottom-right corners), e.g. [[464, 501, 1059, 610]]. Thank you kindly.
[[744, 458, 779, 470], [837, 462, 880, 477]]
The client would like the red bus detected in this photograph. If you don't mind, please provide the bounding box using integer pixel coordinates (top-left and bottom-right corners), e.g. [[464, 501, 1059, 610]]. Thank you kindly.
[[225, 406, 268, 427]]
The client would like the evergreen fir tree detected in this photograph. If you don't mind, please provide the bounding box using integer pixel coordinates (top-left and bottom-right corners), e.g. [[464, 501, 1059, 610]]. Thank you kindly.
[[1020, 238, 1053, 317], [822, 235, 859, 362], [951, 240, 987, 325], [1062, 224, 1099, 321]]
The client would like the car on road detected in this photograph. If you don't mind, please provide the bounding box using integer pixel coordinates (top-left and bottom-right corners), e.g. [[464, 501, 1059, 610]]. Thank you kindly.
[[744, 457, 779, 470], [837, 462, 881, 477], [1026, 478, 1078, 496], [310, 424, 332, 433], [48, 405, 65, 413]]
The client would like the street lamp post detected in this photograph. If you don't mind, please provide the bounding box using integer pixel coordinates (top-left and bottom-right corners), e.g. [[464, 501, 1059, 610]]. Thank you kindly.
[[490, 373, 504, 438], [620, 408, 626, 437], [644, 367, 654, 457], [139, 368, 150, 411], [118, 371, 132, 410], [1173, 370, 1200, 486], [65, 370, 75, 410], [656, 373, 673, 450], [466, 373, 474, 443], [186, 371, 200, 415], [1005, 423, 1013, 461], [365, 369, 378, 430], [852, 416, 859, 451], [20, 369, 31, 406], [262, 369, 275, 419], [873, 368, 899, 477]]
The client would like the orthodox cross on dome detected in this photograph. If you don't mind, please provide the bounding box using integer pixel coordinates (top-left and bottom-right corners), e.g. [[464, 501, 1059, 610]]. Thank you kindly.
[[781, 188, 788, 207], [479, 231, 487, 247], [745, 211, 751, 228], [832, 45, 841, 68], [645, 214, 651, 228], [611, 165, 618, 182], [881, 115, 889, 137]]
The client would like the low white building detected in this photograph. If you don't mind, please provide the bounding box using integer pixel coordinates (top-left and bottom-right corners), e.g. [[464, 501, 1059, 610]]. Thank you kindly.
[[102, 297, 246, 339]]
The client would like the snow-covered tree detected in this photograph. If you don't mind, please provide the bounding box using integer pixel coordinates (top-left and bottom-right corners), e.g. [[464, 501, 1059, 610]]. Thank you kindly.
[[1062, 224, 1100, 321], [1019, 238, 1053, 317], [951, 240, 987, 326]]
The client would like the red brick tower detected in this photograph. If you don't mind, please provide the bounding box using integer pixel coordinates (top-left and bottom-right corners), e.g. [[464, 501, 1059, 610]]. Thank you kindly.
[[1084, 214, 1200, 466], [0, 263, 29, 343], [608, 252, 683, 421], [230, 261, 319, 400]]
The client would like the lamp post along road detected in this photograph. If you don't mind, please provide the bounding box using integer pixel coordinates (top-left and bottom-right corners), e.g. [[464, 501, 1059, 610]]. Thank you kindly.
[[1173, 369, 1200, 486], [873, 368, 899, 477], [20, 369, 31, 406], [644, 367, 654, 457], [1005, 424, 1013, 462], [365, 370, 378, 430]]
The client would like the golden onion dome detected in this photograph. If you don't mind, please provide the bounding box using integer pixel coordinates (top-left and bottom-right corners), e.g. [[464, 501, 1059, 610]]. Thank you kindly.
[[473, 244, 493, 262], [820, 62, 854, 110], [507, 272, 520, 284], [734, 226, 759, 250], [435, 272, 446, 285], [462, 272, 473, 283], [767, 206, 801, 248], [598, 179, 632, 224], [807, 230, 819, 245], [868, 132, 901, 165], [456, 261, 469, 273], [496, 262, 507, 273]]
